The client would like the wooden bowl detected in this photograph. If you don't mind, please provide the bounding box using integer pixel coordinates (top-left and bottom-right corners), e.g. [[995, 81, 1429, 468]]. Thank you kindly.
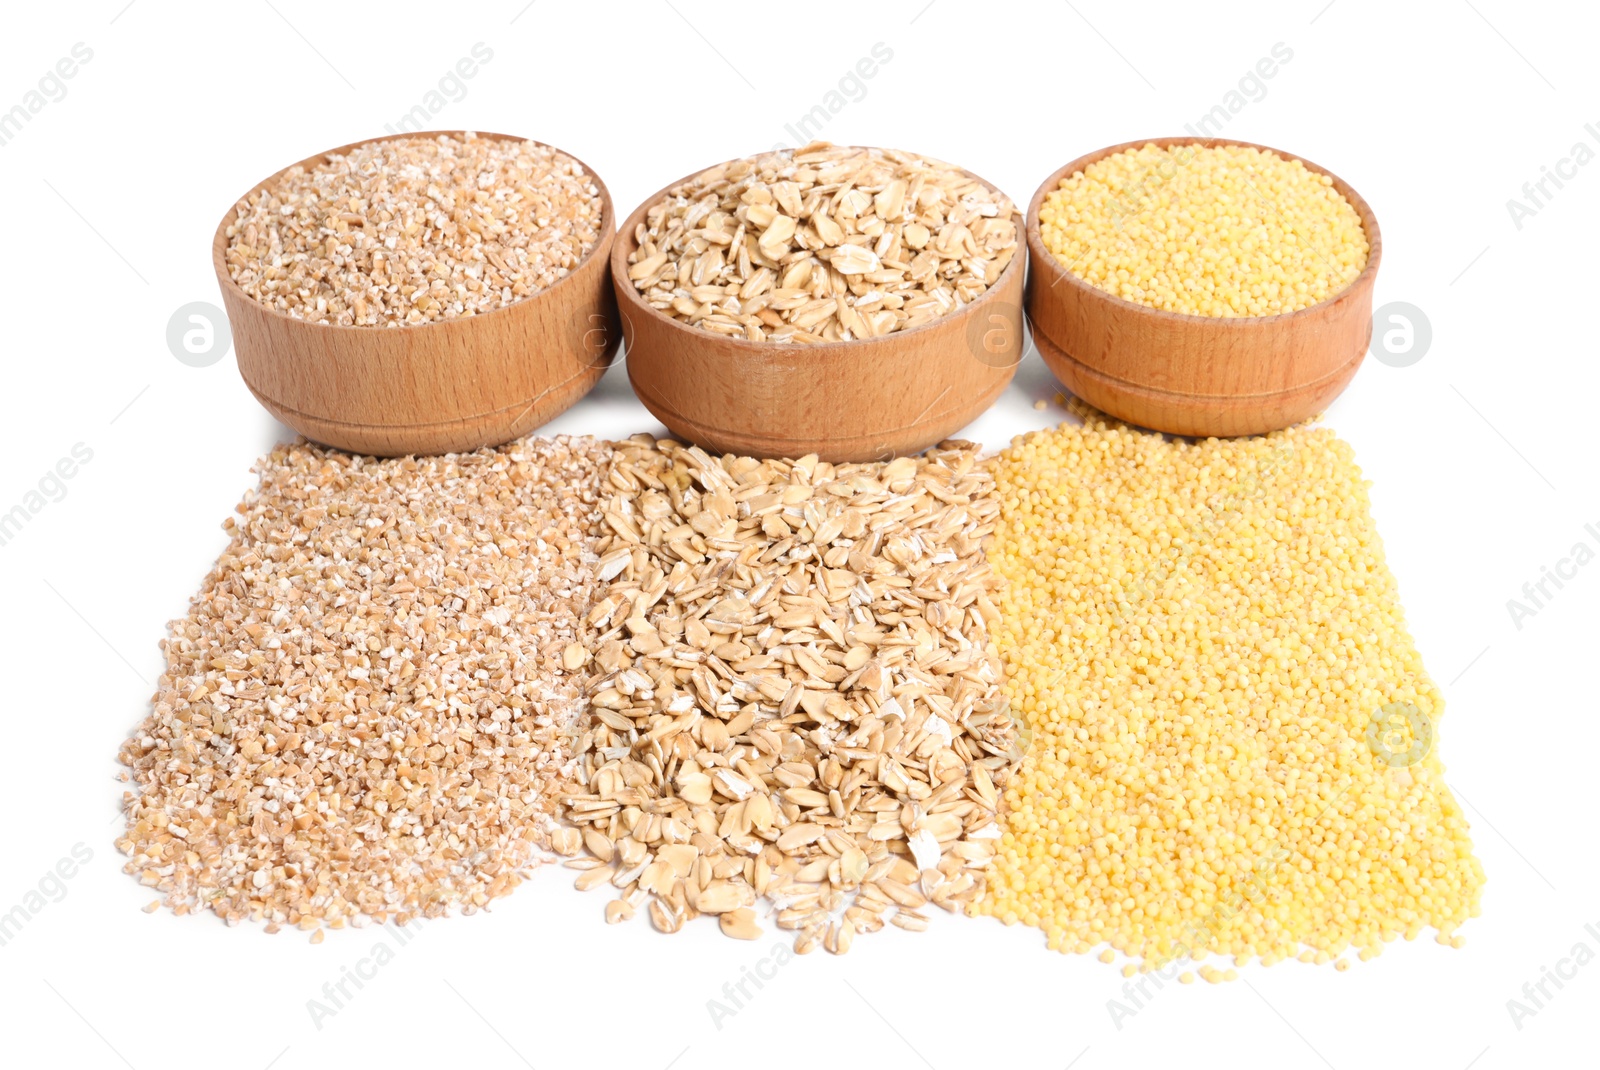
[[213, 131, 619, 457], [1025, 137, 1382, 437], [612, 154, 1027, 462]]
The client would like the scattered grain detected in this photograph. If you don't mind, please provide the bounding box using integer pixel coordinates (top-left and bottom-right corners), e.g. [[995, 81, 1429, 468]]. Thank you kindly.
[[720, 907, 763, 940]]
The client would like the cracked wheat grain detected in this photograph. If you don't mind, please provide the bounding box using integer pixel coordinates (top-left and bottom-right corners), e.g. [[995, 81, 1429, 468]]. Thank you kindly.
[[116, 436, 610, 934], [224, 133, 603, 327]]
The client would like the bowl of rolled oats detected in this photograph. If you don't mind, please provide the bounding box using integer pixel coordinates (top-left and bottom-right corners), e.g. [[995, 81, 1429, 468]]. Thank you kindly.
[[214, 131, 618, 456], [613, 142, 1026, 462]]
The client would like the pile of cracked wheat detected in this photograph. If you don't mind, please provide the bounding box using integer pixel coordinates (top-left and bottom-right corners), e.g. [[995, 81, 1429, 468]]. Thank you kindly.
[[627, 141, 1019, 343], [223, 132, 604, 327], [117, 437, 610, 934]]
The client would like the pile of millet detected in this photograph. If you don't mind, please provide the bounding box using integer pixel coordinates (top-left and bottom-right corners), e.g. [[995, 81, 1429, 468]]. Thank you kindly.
[[974, 404, 1484, 974]]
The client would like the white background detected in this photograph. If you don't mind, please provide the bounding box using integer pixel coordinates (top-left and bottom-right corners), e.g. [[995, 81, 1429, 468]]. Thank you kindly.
[[0, 2, 1595, 1068]]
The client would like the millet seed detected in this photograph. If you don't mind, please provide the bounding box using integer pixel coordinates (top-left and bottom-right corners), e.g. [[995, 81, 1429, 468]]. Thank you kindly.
[[1039, 142, 1368, 317], [975, 402, 1484, 967]]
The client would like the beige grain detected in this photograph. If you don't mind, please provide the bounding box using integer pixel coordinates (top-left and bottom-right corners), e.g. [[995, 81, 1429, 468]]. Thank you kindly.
[[628, 142, 1018, 343], [117, 436, 610, 930], [225, 133, 604, 327], [558, 437, 1020, 952]]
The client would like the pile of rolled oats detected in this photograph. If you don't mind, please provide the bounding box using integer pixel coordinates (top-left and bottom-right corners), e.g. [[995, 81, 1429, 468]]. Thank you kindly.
[[555, 436, 1020, 953], [627, 142, 1019, 343], [224, 133, 604, 326], [117, 436, 611, 936]]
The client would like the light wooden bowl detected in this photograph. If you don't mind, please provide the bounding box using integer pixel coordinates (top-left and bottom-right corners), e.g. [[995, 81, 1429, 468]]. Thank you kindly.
[[612, 154, 1027, 463], [213, 131, 619, 457], [1025, 137, 1382, 437]]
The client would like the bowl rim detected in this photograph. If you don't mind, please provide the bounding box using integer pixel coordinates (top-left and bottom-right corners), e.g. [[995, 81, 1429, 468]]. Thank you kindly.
[[1025, 135, 1383, 329], [610, 144, 1027, 355], [210, 129, 615, 335]]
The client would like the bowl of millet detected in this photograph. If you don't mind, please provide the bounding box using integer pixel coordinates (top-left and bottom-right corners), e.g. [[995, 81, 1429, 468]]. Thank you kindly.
[[214, 130, 618, 456], [1025, 138, 1382, 437]]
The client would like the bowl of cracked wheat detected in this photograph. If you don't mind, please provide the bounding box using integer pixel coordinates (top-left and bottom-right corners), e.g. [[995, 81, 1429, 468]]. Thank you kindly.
[[214, 130, 618, 457]]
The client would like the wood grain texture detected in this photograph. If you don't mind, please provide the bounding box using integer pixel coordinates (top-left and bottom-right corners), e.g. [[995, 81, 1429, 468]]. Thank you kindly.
[[214, 131, 619, 457], [612, 154, 1027, 463], [1025, 136, 1382, 438]]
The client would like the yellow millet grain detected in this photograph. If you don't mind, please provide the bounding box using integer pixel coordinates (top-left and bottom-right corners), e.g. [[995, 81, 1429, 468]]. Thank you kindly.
[[1039, 143, 1369, 317], [975, 404, 1484, 967]]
